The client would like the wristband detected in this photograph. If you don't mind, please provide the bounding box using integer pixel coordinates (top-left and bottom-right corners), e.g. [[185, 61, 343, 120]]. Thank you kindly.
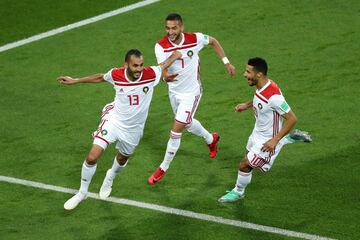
[[222, 57, 230, 65]]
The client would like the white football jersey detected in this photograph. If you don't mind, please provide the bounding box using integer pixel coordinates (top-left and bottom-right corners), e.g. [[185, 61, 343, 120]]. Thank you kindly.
[[103, 66, 162, 131], [155, 32, 209, 95], [252, 80, 291, 138]]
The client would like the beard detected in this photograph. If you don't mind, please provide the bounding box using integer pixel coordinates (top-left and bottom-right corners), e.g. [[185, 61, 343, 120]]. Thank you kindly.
[[127, 68, 141, 80], [247, 77, 257, 86], [168, 33, 181, 43]]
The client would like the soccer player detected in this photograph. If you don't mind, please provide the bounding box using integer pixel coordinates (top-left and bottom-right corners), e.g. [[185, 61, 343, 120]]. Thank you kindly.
[[58, 49, 182, 210], [148, 13, 236, 184], [218, 57, 312, 202]]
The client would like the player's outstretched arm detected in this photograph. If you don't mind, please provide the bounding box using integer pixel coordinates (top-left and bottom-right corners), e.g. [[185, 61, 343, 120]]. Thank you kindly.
[[159, 50, 182, 71], [208, 36, 236, 76], [261, 110, 297, 152], [159, 51, 182, 82], [235, 101, 253, 112], [57, 73, 105, 85]]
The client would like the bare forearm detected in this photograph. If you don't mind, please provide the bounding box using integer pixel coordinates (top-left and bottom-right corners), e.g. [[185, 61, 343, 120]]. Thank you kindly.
[[75, 73, 105, 83], [274, 111, 297, 142], [58, 73, 105, 85], [209, 36, 235, 76], [159, 51, 182, 71], [244, 101, 253, 109], [209, 37, 226, 59], [235, 101, 253, 112]]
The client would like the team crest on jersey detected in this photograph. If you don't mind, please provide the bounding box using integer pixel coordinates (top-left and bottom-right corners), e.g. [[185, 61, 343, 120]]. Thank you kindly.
[[187, 50, 193, 58], [143, 86, 149, 94], [258, 103, 263, 110], [101, 129, 108, 136]]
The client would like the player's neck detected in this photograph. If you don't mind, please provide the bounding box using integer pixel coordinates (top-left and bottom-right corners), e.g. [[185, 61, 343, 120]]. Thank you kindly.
[[171, 33, 183, 45], [125, 69, 140, 82], [256, 78, 269, 89]]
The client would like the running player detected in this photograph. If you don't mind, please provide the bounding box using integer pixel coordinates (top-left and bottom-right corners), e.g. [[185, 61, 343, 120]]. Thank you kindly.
[[58, 49, 181, 210], [148, 13, 236, 184], [218, 57, 312, 202]]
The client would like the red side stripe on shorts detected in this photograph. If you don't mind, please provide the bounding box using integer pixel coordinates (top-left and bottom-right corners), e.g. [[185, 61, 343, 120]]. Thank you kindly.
[[186, 95, 200, 124], [101, 104, 114, 118], [93, 119, 107, 137]]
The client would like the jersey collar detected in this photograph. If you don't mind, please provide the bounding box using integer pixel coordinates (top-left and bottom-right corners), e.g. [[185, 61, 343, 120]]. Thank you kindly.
[[169, 33, 185, 47], [124, 68, 143, 82], [256, 79, 271, 93]]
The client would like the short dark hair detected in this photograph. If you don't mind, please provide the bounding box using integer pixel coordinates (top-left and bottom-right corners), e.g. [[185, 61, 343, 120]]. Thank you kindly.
[[248, 57, 268, 75], [125, 49, 143, 62], [165, 13, 183, 23]]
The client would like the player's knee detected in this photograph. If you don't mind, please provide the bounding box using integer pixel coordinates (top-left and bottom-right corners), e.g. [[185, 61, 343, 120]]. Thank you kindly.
[[86, 154, 98, 165], [86, 154, 97, 165], [239, 159, 252, 172], [116, 153, 129, 166]]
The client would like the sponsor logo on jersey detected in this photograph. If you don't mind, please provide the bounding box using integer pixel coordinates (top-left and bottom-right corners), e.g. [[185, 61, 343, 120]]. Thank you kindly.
[[280, 101, 290, 112], [187, 50, 193, 58], [143, 86, 149, 93], [101, 129, 108, 136], [258, 103, 263, 110], [119, 88, 124, 93]]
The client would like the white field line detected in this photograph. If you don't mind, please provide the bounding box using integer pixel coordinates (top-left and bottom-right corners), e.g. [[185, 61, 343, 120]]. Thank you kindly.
[[0, 175, 336, 240], [0, 0, 160, 53]]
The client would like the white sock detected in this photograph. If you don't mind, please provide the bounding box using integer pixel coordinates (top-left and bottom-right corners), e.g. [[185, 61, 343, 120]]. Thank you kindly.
[[79, 160, 97, 194], [160, 131, 181, 171], [234, 171, 252, 195], [109, 157, 127, 178], [186, 119, 213, 144]]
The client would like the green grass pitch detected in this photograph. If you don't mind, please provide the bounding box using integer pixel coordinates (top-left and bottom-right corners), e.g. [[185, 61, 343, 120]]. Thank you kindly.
[[0, 0, 359, 239]]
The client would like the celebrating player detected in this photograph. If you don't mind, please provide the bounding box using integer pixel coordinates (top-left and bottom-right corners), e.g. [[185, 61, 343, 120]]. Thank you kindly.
[[58, 49, 181, 210], [148, 13, 236, 184], [218, 57, 312, 203]]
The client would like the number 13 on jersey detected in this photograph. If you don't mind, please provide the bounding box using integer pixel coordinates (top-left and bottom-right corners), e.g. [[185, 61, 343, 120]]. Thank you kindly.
[[128, 95, 139, 105]]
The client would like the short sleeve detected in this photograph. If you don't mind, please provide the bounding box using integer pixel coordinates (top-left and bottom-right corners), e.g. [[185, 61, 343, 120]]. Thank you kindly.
[[195, 32, 210, 47], [155, 43, 166, 64], [103, 68, 115, 85], [269, 95, 291, 115], [150, 66, 162, 86]]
